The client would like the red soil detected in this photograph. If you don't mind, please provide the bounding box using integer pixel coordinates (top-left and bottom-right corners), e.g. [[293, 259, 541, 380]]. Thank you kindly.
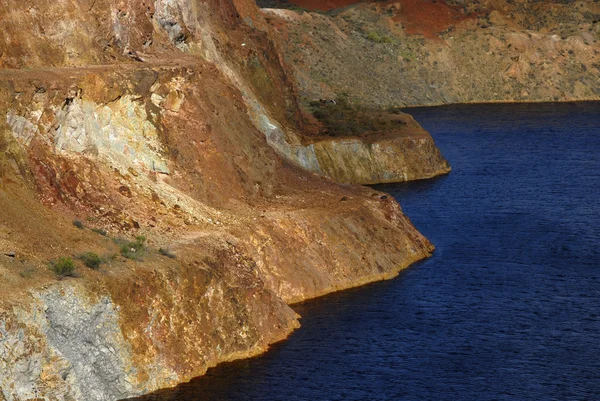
[[281, 0, 473, 39], [392, 0, 473, 39]]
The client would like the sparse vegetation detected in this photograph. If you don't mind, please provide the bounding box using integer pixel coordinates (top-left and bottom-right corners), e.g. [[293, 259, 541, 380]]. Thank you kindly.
[[366, 30, 393, 44], [49, 257, 76, 278], [72, 220, 84, 229], [287, 5, 310, 13], [78, 252, 102, 269], [118, 235, 147, 260], [19, 267, 36, 279], [308, 96, 406, 137], [158, 247, 177, 259], [398, 49, 416, 61], [92, 228, 108, 236]]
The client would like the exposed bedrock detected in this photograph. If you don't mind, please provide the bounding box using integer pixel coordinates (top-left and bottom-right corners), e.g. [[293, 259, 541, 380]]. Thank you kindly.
[[0, 1, 444, 400], [252, 99, 450, 184]]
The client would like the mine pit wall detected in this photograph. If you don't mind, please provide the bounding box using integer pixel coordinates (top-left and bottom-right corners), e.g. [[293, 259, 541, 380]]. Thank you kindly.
[[0, 244, 300, 401], [0, 46, 435, 401], [0, 1, 447, 400], [261, 3, 600, 108], [145, 0, 451, 184], [0, 0, 450, 185], [0, 185, 434, 401], [0, 206, 432, 401]]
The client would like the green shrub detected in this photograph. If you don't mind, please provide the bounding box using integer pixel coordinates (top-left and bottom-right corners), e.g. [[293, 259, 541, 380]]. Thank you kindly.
[[366, 31, 381, 42], [49, 257, 76, 278], [398, 49, 415, 61], [366, 31, 393, 44], [72, 220, 84, 229], [78, 252, 102, 269], [119, 236, 147, 260]]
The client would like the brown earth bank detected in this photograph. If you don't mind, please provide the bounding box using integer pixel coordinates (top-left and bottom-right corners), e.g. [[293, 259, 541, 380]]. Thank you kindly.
[[259, 0, 600, 107], [0, 0, 446, 400]]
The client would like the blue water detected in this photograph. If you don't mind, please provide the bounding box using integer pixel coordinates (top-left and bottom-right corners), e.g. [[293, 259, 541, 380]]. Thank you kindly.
[[130, 102, 600, 400]]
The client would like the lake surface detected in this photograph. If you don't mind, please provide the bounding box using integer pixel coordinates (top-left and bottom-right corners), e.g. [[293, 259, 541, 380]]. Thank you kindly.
[[130, 102, 600, 400]]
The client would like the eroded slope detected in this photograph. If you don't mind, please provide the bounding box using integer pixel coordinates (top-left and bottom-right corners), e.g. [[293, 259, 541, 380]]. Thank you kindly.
[[261, 0, 600, 107], [0, 1, 440, 400]]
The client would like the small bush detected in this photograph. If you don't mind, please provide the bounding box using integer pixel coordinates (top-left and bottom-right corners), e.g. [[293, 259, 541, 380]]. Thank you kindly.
[[398, 50, 415, 61], [73, 220, 84, 229], [366, 30, 393, 44], [91, 228, 108, 237], [366, 31, 381, 42], [49, 257, 76, 278], [158, 247, 177, 259], [119, 236, 147, 260], [78, 252, 102, 269]]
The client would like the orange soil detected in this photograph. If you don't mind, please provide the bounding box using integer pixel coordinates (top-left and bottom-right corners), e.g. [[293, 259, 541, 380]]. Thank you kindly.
[[283, 0, 473, 39], [392, 0, 474, 39]]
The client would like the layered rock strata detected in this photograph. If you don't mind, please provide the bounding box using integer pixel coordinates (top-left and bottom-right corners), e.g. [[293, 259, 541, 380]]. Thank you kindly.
[[0, 1, 444, 400]]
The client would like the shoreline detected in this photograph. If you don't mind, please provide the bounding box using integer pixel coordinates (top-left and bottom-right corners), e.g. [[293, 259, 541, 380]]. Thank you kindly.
[[123, 240, 434, 400], [400, 98, 600, 110]]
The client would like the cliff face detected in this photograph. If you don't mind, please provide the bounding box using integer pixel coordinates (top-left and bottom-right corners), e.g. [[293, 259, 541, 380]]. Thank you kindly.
[[259, 0, 600, 107], [306, 114, 450, 184], [0, 1, 441, 400]]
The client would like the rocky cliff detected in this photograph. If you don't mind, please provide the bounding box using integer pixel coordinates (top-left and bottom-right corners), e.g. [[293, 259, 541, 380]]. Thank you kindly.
[[259, 0, 600, 108], [0, 1, 445, 400]]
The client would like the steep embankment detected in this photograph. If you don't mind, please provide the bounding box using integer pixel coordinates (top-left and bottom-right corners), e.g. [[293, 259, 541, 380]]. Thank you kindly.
[[0, 1, 443, 400], [259, 0, 600, 107]]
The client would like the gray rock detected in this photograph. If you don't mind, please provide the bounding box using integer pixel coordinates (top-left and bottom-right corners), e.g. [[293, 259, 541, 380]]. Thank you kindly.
[[40, 286, 142, 401]]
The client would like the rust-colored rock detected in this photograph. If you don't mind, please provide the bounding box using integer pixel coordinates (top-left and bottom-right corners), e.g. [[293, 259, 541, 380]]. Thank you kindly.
[[0, 0, 443, 400]]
